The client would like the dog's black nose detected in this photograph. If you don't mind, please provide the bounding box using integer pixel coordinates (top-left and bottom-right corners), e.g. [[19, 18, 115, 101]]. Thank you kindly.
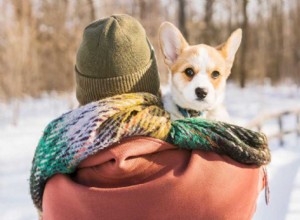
[[195, 87, 208, 99]]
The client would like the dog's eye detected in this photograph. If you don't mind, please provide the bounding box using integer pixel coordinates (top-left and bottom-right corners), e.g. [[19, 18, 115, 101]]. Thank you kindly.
[[211, 71, 220, 79], [184, 68, 195, 77]]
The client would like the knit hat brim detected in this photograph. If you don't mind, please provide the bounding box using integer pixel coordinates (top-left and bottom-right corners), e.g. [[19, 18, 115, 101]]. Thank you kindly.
[[75, 53, 160, 105]]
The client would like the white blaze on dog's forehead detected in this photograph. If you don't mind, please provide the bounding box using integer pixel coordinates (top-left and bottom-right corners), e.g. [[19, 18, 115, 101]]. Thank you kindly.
[[198, 48, 209, 70], [188, 47, 216, 73]]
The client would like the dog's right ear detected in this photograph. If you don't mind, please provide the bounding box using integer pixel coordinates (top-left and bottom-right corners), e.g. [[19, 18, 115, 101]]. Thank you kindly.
[[217, 29, 242, 68], [159, 22, 188, 66]]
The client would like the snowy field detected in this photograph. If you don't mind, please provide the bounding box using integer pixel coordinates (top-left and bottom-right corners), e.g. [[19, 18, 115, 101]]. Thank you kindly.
[[0, 83, 299, 220]]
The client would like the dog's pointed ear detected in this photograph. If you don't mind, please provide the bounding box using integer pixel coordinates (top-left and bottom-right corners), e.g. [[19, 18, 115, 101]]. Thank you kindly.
[[159, 22, 188, 66], [217, 28, 242, 66]]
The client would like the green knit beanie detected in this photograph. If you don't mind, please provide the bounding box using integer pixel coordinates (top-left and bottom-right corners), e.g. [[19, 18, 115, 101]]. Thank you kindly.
[[75, 14, 160, 105]]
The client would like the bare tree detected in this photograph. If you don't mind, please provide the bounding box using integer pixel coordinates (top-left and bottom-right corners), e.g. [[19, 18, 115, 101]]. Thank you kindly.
[[178, 0, 188, 39], [239, 0, 248, 88], [272, 0, 284, 83], [291, 0, 300, 86], [0, 0, 300, 100], [138, 0, 147, 20], [203, 0, 215, 44], [87, 0, 96, 21]]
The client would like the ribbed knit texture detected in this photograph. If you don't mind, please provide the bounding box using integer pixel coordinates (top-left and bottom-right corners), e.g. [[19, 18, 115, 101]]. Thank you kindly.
[[30, 93, 271, 211], [75, 55, 159, 105]]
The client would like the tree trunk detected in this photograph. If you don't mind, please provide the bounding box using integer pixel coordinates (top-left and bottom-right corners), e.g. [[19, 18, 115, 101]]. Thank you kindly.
[[138, 0, 147, 20], [273, 0, 284, 84], [87, 0, 96, 21], [294, 0, 300, 86], [203, 0, 215, 43], [178, 0, 188, 39], [239, 0, 248, 88]]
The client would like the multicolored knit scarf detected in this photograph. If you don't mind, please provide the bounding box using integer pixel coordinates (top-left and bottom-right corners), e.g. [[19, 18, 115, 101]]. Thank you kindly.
[[30, 93, 271, 211]]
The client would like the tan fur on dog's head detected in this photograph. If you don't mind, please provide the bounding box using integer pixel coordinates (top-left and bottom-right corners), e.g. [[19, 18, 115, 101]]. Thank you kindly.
[[159, 22, 242, 111]]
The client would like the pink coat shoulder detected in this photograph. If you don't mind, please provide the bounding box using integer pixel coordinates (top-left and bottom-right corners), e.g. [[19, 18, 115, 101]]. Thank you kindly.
[[43, 137, 264, 220]]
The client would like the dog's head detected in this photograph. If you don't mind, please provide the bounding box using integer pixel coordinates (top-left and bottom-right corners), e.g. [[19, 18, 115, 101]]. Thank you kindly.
[[159, 22, 242, 111]]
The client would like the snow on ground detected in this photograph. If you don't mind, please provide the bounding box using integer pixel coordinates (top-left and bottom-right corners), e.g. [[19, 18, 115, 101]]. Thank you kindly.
[[227, 83, 300, 220], [0, 93, 76, 220], [0, 83, 299, 220]]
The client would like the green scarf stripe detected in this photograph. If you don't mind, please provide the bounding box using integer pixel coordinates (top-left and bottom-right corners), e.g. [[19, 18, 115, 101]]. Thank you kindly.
[[168, 118, 269, 164], [30, 93, 270, 211]]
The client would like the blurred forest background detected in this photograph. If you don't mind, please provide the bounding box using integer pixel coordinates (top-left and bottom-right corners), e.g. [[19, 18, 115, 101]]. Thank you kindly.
[[0, 0, 299, 101]]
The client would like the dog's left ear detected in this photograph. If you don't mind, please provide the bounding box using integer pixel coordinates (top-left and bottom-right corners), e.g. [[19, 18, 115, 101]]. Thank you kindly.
[[217, 29, 242, 68]]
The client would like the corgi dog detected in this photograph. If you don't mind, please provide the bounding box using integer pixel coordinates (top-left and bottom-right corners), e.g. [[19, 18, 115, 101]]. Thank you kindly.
[[159, 22, 242, 122]]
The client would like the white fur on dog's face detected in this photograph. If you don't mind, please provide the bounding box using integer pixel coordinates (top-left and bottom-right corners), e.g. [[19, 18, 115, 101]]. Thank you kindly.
[[171, 46, 226, 111], [159, 22, 242, 111]]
